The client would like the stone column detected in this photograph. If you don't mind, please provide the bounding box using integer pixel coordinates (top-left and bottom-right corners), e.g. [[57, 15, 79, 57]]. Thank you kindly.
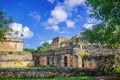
[[60, 55, 64, 67], [78, 56, 82, 68], [67, 55, 71, 67]]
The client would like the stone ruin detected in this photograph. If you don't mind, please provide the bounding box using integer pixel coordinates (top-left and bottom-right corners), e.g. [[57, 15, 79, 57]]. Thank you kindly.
[[0, 35, 23, 51], [33, 34, 120, 71], [0, 35, 34, 67]]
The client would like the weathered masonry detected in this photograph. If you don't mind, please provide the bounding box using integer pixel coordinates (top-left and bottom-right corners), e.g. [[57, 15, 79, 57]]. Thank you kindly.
[[33, 49, 80, 68], [33, 34, 119, 70], [0, 35, 23, 51], [0, 35, 34, 67]]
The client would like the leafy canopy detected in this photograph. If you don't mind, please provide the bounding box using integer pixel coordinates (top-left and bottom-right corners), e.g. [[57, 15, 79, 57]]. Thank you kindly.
[[0, 10, 13, 42], [83, 0, 120, 49], [24, 48, 36, 53], [37, 42, 52, 52]]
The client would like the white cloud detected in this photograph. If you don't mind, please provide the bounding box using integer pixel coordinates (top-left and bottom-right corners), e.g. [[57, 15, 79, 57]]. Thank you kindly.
[[47, 40, 52, 44], [43, 0, 86, 32], [29, 11, 41, 22], [40, 41, 44, 45], [51, 7, 68, 24], [59, 30, 69, 34], [48, 18, 55, 24], [64, 0, 85, 8], [83, 23, 94, 29], [44, 6, 68, 31], [40, 40, 52, 45], [45, 25, 59, 31], [51, 25, 59, 31], [66, 20, 75, 28], [9, 23, 34, 38], [47, 0, 55, 4]]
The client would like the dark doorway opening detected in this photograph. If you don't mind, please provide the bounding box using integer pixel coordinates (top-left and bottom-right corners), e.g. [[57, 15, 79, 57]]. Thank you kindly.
[[47, 57, 49, 65], [64, 56, 67, 67]]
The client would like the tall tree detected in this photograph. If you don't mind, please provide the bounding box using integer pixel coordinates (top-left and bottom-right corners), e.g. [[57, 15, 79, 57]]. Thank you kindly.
[[0, 10, 13, 42], [84, 0, 120, 49], [37, 42, 52, 52]]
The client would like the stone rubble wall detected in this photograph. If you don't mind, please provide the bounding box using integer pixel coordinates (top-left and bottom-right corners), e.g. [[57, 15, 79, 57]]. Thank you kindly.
[[0, 51, 34, 67], [83, 55, 116, 71], [0, 68, 102, 78]]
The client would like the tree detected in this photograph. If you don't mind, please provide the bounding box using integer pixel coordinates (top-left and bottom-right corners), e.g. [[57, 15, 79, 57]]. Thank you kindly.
[[84, 0, 120, 49], [86, 0, 120, 24], [37, 42, 52, 52], [0, 10, 13, 42], [24, 48, 36, 53], [0, 10, 23, 50], [11, 29, 23, 50]]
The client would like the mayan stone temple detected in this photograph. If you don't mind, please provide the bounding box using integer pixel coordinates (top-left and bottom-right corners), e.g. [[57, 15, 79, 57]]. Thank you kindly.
[[0, 35, 34, 67], [33, 34, 120, 70], [0, 35, 23, 51]]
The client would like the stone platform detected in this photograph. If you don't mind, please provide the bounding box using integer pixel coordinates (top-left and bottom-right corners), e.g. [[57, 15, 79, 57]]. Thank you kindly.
[[0, 51, 34, 67]]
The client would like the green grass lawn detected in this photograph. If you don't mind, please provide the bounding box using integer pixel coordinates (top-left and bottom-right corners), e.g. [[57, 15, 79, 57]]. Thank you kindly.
[[1, 76, 93, 80]]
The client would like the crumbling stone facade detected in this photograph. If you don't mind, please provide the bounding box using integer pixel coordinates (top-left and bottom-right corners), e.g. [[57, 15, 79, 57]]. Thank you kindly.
[[0, 35, 23, 51], [0, 35, 34, 67], [52, 37, 70, 50], [0, 51, 34, 67], [33, 49, 79, 68], [33, 34, 120, 70]]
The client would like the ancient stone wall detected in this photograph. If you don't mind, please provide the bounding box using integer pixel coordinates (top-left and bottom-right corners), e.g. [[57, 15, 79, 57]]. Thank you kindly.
[[52, 37, 70, 50], [83, 55, 116, 71], [33, 53, 80, 68], [0, 68, 100, 78], [0, 41, 23, 51], [0, 35, 23, 51], [0, 51, 34, 67], [83, 58, 97, 69]]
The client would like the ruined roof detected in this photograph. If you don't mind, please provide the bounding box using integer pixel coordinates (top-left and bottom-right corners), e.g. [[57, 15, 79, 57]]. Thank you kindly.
[[4, 35, 23, 42]]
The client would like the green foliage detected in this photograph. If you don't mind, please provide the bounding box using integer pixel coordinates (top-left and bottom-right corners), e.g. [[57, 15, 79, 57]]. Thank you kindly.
[[81, 51, 89, 58], [84, 0, 120, 49], [0, 10, 13, 42], [71, 39, 76, 45], [86, 0, 120, 23], [116, 66, 120, 73], [24, 48, 36, 53], [37, 42, 52, 52], [83, 24, 120, 48]]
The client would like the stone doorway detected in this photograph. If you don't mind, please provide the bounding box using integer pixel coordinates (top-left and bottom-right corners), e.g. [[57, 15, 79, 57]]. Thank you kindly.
[[74, 55, 78, 67], [64, 56, 68, 67], [47, 57, 50, 65], [34, 56, 39, 66]]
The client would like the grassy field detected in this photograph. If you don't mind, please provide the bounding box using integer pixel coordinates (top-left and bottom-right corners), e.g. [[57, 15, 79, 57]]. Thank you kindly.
[[1, 76, 93, 80]]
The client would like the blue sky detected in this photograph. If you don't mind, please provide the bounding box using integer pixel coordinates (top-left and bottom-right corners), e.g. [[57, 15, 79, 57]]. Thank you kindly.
[[0, 0, 99, 49]]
